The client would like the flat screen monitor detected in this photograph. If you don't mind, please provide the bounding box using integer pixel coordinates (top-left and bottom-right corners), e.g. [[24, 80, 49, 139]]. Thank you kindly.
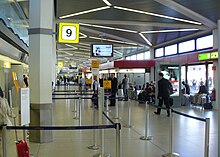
[[91, 44, 113, 57]]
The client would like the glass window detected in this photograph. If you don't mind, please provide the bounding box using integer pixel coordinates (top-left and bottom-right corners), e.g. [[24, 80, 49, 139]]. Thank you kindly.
[[144, 51, 150, 59], [208, 64, 214, 93], [137, 53, 144, 60], [155, 48, 163, 57], [126, 56, 131, 60], [187, 65, 206, 94], [179, 40, 195, 53], [196, 35, 213, 50], [130, 55, 137, 60], [165, 44, 177, 56]]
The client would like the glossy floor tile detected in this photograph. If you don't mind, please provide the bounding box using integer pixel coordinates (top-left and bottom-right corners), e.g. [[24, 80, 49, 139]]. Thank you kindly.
[[6, 87, 218, 157]]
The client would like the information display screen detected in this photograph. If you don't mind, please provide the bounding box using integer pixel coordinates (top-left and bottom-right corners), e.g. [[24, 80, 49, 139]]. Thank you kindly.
[[91, 44, 113, 57]]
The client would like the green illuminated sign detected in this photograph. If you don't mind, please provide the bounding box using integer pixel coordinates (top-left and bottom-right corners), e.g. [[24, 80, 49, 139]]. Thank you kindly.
[[211, 52, 218, 59], [198, 53, 211, 61], [198, 51, 218, 61]]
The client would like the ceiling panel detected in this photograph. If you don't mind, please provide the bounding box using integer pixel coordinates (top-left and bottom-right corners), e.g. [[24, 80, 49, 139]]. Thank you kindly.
[[14, 0, 220, 66]]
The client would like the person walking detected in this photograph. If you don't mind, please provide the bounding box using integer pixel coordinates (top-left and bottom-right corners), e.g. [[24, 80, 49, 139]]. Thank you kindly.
[[154, 72, 172, 117], [121, 74, 128, 101], [109, 73, 118, 106], [23, 75, 29, 87]]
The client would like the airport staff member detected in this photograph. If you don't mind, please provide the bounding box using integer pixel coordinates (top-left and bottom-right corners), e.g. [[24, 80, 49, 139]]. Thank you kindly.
[[109, 73, 118, 106], [154, 72, 171, 117]]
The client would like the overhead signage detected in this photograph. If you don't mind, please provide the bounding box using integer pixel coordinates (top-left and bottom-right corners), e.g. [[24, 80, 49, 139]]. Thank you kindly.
[[58, 23, 79, 43], [211, 52, 218, 59], [92, 60, 100, 68], [57, 62, 64, 68], [198, 51, 218, 61], [104, 80, 111, 89]]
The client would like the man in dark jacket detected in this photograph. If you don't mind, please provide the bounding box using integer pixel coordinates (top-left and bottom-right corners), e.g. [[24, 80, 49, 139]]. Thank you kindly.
[[0, 86, 4, 98], [109, 73, 118, 106], [154, 72, 172, 117]]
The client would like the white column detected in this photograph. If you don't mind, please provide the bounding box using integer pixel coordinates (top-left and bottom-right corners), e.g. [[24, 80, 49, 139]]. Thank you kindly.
[[150, 48, 155, 81], [212, 29, 218, 110], [217, 20, 220, 157], [29, 0, 55, 142]]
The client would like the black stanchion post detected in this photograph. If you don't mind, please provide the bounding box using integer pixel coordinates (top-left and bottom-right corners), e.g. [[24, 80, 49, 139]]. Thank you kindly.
[[123, 100, 133, 128], [113, 98, 121, 119], [105, 96, 111, 113], [2, 125, 7, 157], [204, 118, 210, 157], [88, 109, 99, 150], [162, 109, 179, 157], [73, 96, 79, 120], [140, 102, 152, 140], [116, 123, 121, 157]]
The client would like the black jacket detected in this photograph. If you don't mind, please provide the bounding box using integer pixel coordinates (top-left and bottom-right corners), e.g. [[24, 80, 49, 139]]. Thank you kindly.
[[111, 77, 118, 93], [158, 78, 171, 98]]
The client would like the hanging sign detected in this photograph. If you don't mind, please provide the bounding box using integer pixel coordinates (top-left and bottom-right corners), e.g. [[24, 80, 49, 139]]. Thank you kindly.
[[58, 23, 79, 43]]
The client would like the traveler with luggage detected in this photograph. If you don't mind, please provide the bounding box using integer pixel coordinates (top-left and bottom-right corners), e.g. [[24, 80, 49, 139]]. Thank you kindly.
[[154, 72, 172, 117]]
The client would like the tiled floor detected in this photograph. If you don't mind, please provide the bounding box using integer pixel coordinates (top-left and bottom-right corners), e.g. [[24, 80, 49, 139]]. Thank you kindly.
[[6, 86, 218, 157]]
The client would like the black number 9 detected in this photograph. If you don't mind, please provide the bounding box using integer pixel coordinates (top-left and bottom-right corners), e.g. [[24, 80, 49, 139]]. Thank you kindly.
[[66, 29, 72, 37]]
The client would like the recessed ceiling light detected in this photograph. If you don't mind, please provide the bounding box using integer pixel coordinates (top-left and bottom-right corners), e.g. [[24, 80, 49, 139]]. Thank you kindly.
[[141, 28, 199, 34], [80, 23, 137, 33], [139, 33, 152, 46], [59, 6, 110, 19], [114, 6, 202, 25], [102, 0, 112, 6]]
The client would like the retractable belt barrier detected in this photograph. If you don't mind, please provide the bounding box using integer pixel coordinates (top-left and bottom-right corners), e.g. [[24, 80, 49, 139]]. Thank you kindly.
[[52, 93, 93, 95], [140, 102, 210, 157], [53, 90, 94, 92], [1, 122, 121, 157]]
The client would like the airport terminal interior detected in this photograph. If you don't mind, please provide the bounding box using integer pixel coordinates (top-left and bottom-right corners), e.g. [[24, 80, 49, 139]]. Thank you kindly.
[[0, 0, 220, 157]]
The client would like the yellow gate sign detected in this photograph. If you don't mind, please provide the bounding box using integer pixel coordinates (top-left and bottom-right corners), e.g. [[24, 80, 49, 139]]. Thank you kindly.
[[104, 80, 111, 89], [58, 23, 79, 43], [92, 60, 100, 68]]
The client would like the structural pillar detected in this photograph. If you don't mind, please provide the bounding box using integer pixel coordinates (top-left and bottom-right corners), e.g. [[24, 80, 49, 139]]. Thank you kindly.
[[217, 20, 220, 157], [29, 0, 55, 143], [150, 48, 155, 81]]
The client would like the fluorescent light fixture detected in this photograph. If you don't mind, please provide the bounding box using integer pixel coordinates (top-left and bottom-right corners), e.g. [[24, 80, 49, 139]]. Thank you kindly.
[[78, 43, 90, 46], [59, 6, 110, 19], [80, 23, 137, 33], [89, 36, 138, 46], [65, 44, 78, 49], [114, 6, 202, 25], [79, 32, 87, 39], [114, 50, 123, 55], [102, 0, 112, 6], [79, 48, 90, 51], [64, 52, 74, 56], [139, 33, 152, 46], [141, 28, 199, 34]]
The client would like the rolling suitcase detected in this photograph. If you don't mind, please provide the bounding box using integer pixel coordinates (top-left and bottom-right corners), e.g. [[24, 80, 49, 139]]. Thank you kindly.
[[14, 117, 30, 157], [16, 140, 30, 157]]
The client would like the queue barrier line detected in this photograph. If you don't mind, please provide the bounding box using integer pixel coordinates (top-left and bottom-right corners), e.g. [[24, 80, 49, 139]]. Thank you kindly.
[[171, 109, 206, 122], [5, 124, 116, 131], [52, 93, 93, 95], [52, 96, 125, 100], [2, 123, 121, 157], [53, 90, 94, 92], [103, 112, 115, 125], [140, 102, 210, 157], [171, 109, 210, 157]]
